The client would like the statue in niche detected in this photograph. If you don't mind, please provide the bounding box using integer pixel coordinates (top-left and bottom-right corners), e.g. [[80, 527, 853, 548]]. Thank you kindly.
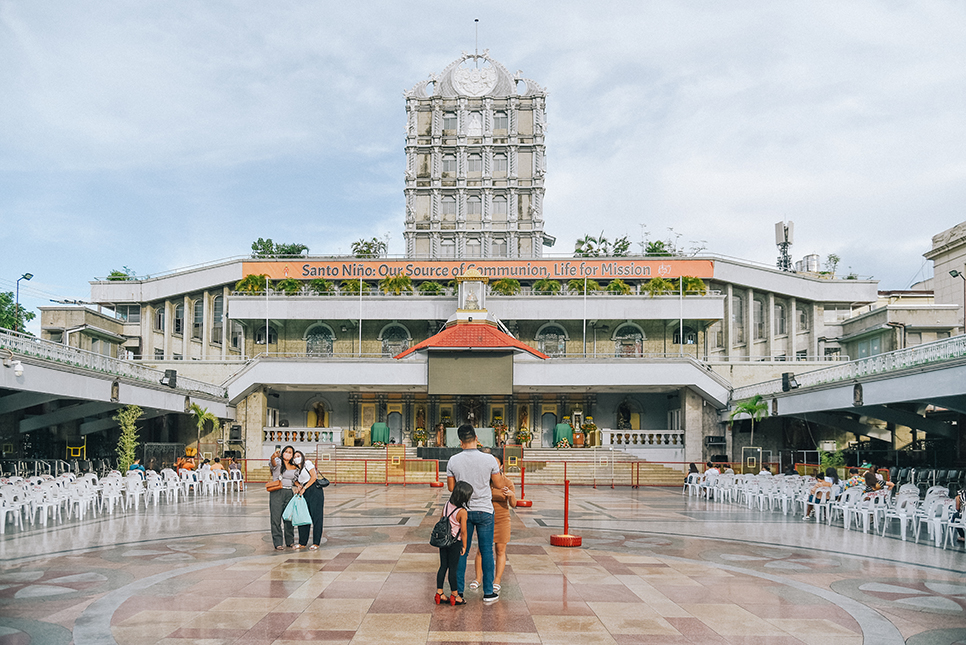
[[314, 402, 326, 428], [617, 403, 631, 430], [465, 291, 479, 310]]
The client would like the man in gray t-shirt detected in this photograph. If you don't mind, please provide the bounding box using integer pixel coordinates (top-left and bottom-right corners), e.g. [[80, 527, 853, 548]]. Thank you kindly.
[[446, 424, 503, 602]]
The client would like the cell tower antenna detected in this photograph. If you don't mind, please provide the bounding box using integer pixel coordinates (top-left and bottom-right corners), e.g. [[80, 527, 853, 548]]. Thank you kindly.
[[474, 19, 479, 68], [775, 220, 794, 271]]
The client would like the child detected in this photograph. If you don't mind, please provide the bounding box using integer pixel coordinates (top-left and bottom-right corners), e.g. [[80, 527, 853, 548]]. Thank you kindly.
[[436, 481, 471, 606]]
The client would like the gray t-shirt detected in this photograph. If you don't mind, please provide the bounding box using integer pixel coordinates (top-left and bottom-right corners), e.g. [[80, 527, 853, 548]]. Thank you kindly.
[[447, 449, 500, 513]]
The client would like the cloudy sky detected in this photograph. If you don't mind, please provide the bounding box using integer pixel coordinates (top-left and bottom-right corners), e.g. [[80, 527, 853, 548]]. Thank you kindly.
[[2, 1, 965, 333]]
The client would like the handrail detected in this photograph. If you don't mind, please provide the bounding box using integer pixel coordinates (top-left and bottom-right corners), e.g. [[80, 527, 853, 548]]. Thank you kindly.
[[732, 334, 966, 401], [0, 328, 227, 399]]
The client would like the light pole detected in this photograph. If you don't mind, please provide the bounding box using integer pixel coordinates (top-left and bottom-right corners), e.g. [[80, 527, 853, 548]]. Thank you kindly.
[[15, 273, 33, 334], [950, 269, 966, 334]]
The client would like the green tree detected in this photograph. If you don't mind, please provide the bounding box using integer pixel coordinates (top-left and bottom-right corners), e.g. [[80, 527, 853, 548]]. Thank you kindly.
[[351, 237, 388, 258], [531, 278, 561, 295], [379, 274, 413, 295], [0, 292, 36, 332], [490, 278, 521, 296], [574, 233, 630, 257], [251, 238, 308, 257], [417, 281, 444, 295], [107, 266, 136, 281], [642, 277, 676, 296], [820, 449, 846, 471], [340, 280, 371, 295], [276, 277, 303, 295], [644, 240, 673, 257], [567, 278, 601, 294], [235, 274, 270, 294], [114, 404, 143, 471], [605, 279, 633, 295], [825, 254, 841, 276], [308, 279, 334, 295], [189, 403, 219, 455], [729, 394, 769, 446], [679, 276, 707, 295]]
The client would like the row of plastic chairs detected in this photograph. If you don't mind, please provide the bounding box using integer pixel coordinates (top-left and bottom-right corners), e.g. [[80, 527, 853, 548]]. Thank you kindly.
[[685, 471, 965, 549]]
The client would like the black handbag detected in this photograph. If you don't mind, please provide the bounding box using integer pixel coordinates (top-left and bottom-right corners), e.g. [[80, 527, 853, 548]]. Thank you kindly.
[[315, 476, 330, 489], [430, 507, 459, 548]]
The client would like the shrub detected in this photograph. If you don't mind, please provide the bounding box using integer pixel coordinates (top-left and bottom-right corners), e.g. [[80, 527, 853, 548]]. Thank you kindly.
[[490, 278, 521, 296]]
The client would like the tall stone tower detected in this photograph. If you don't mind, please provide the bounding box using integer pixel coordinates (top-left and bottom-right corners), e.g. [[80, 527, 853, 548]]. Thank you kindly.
[[403, 52, 549, 259]]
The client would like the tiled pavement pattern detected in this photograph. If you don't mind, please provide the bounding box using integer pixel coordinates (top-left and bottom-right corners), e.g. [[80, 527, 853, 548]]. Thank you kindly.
[[1, 484, 966, 644]]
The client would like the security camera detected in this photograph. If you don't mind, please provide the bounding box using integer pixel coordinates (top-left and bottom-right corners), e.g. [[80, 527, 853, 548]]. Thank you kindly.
[[11, 360, 23, 377]]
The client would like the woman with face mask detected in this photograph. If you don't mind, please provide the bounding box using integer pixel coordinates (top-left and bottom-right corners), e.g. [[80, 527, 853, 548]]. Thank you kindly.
[[291, 450, 325, 550], [269, 445, 298, 550]]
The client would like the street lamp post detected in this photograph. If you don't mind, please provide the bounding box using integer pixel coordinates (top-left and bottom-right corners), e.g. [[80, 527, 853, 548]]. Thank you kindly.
[[950, 269, 966, 334], [15, 272, 33, 334]]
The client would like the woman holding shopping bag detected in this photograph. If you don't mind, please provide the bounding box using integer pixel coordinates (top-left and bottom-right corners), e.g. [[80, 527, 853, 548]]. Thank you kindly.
[[268, 445, 298, 550], [291, 449, 325, 550]]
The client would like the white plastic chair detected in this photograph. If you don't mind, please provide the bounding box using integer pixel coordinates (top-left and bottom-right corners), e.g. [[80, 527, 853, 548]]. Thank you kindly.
[[0, 486, 26, 534], [100, 479, 124, 514], [28, 482, 62, 526], [880, 494, 919, 540], [228, 469, 244, 493], [124, 477, 145, 510], [145, 476, 165, 506], [180, 470, 200, 495]]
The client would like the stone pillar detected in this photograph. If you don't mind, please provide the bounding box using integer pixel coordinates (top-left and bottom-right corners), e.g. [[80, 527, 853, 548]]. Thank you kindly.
[[242, 390, 267, 459], [766, 292, 775, 359], [788, 297, 797, 358], [682, 387, 706, 465]]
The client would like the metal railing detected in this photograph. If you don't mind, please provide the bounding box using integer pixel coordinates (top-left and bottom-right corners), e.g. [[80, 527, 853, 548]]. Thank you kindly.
[[732, 334, 966, 401], [0, 328, 227, 399]]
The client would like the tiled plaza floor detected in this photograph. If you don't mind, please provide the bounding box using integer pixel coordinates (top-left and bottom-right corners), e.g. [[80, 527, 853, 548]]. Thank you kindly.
[[1, 483, 965, 644]]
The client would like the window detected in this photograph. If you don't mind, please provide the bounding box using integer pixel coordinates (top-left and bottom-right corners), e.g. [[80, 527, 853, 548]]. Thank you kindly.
[[493, 111, 508, 130], [116, 304, 141, 323], [493, 154, 507, 174], [381, 324, 410, 357], [174, 304, 184, 335], [732, 296, 744, 344], [305, 324, 334, 356], [798, 306, 809, 331], [492, 238, 508, 257], [173, 353, 183, 361], [614, 324, 644, 357], [673, 326, 697, 345], [440, 240, 456, 258], [90, 338, 100, 354], [441, 155, 456, 175], [906, 331, 922, 346], [537, 324, 567, 357], [154, 306, 165, 332], [230, 322, 244, 349], [466, 240, 482, 257], [211, 296, 224, 344], [775, 303, 786, 336], [48, 331, 63, 343], [440, 196, 456, 219], [467, 197, 482, 220], [492, 197, 507, 220], [937, 331, 950, 339], [442, 112, 457, 130], [255, 325, 277, 345], [192, 299, 203, 339], [467, 154, 482, 174], [796, 349, 808, 360], [754, 298, 765, 340], [154, 348, 164, 360]]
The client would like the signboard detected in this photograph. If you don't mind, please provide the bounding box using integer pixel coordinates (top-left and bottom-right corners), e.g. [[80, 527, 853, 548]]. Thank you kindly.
[[242, 258, 715, 281]]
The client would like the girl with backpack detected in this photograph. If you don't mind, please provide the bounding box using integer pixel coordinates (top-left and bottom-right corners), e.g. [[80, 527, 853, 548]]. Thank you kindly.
[[435, 481, 471, 605]]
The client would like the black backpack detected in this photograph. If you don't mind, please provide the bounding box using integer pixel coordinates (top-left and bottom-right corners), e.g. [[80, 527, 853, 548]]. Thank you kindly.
[[430, 506, 459, 548]]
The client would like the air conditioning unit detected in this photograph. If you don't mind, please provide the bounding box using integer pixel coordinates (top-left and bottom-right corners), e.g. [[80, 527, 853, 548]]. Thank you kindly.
[[705, 436, 727, 446]]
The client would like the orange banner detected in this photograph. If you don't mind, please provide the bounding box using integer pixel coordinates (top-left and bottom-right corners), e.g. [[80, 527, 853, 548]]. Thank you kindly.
[[242, 258, 714, 281]]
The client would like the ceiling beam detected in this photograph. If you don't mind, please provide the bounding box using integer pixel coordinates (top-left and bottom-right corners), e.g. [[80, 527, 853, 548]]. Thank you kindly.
[[788, 411, 891, 441], [20, 402, 119, 434], [0, 392, 62, 415], [851, 405, 954, 438]]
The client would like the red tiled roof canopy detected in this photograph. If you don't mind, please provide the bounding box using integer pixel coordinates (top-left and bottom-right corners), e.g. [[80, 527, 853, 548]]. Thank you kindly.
[[395, 321, 547, 359]]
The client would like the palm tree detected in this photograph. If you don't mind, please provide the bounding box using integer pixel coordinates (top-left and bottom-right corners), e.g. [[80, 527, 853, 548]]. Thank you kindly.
[[606, 279, 633, 295], [679, 276, 707, 295], [531, 278, 561, 295], [379, 274, 413, 295], [417, 281, 444, 295], [567, 278, 600, 295], [729, 394, 769, 446], [340, 280, 370, 295], [276, 278, 303, 295], [235, 274, 269, 295], [189, 403, 219, 457], [308, 279, 334, 295], [490, 278, 521, 296], [642, 277, 675, 296]]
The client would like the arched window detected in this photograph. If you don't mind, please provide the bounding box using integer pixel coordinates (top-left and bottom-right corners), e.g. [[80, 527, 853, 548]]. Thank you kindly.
[[255, 325, 277, 345], [230, 321, 244, 350], [442, 112, 457, 131], [493, 154, 508, 175], [441, 155, 456, 176], [211, 296, 224, 344], [192, 298, 203, 339], [467, 154, 482, 175], [798, 306, 809, 331], [536, 324, 567, 357], [732, 295, 744, 344], [174, 304, 185, 335], [305, 323, 334, 356], [380, 324, 411, 357], [775, 302, 786, 336], [492, 196, 507, 221], [613, 323, 644, 357], [673, 326, 697, 345], [493, 111, 508, 131], [467, 196, 482, 220], [754, 298, 765, 340], [440, 196, 456, 220]]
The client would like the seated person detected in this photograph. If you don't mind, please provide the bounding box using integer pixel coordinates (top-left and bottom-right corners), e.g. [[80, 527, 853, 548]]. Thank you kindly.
[[705, 461, 721, 476], [128, 459, 146, 473], [844, 467, 865, 489], [210, 457, 226, 471], [803, 467, 840, 519], [759, 465, 773, 476], [228, 458, 241, 472]]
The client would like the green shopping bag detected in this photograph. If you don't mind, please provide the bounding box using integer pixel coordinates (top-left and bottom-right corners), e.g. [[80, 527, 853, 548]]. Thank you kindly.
[[282, 494, 312, 526]]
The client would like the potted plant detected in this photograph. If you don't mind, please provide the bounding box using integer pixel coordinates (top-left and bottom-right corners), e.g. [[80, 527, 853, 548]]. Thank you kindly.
[[309, 279, 334, 295], [567, 278, 600, 295], [490, 278, 521, 296], [606, 278, 633, 295], [516, 427, 531, 447], [531, 278, 561, 295], [417, 281, 444, 295], [412, 427, 428, 446], [276, 277, 303, 295], [380, 274, 414, 295]]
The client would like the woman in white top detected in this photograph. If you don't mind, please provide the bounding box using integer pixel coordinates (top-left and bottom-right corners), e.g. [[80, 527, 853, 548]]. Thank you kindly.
[[292, 450, 325, 550], [269, 445, 298, 550]]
